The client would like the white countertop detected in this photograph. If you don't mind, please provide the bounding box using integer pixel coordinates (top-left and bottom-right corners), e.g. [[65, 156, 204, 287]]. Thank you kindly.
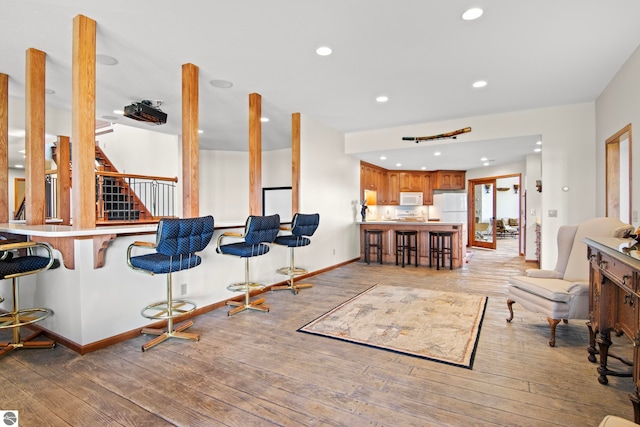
[[0, 219, 249, 237], [358, 220, 463, 226]]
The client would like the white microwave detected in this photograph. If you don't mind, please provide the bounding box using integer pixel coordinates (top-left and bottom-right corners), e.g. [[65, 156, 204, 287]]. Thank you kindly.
[[400, 192, 423, 206]]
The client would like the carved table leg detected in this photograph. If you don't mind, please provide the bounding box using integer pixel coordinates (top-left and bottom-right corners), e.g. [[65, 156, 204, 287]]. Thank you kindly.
[[587, 321, 598, 363], [631, 389, 640, 424], [506, 299, 515, 322], [547, 317, 561, 347], [596, 329, 613, 385]]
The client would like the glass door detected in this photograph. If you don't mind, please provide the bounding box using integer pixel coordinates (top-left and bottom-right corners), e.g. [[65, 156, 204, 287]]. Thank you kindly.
[[470, 179, 497, 249]]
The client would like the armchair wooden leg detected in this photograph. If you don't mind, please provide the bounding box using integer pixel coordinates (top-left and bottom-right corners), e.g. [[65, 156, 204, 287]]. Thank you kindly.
[[506, 299, 516, 322], [547, 317, 561, 347]]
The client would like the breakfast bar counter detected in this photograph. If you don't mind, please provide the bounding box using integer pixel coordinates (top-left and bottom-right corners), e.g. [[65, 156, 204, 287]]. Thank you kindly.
[[359, 221, 465, 268]]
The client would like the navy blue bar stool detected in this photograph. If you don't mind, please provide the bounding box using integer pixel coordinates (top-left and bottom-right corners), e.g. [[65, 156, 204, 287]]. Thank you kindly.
[[273, 213, 320, 294], [217, 214, 280, 316], [127, 215, 215, 351]]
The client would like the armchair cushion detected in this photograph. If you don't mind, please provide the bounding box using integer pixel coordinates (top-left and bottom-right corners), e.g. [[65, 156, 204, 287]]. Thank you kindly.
[[525, 269, 563, 279], [508, 276, 587, 302]]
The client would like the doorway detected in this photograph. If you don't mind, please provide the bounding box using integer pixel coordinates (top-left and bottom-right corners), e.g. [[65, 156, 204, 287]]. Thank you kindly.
[[469, 173, 523, 254], [606, 124, 632, 223], [470, 178, 496, 249]]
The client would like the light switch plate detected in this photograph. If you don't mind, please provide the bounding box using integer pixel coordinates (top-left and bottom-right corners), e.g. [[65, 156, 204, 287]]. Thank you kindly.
[[530, 209, 536, 216], [548, 209, 558, 217]]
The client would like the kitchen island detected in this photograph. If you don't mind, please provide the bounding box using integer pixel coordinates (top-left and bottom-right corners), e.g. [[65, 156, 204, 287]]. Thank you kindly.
[[359, 220, 465, 268]]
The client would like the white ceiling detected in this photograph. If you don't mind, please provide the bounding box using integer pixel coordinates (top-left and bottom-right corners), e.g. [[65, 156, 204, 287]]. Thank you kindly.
[[3, 1, 640, 171]]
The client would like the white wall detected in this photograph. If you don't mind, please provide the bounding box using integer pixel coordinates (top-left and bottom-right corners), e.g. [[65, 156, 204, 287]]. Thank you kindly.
[[299, 115, 361, 269], [346, 104, 596, 269], [596, 43, 640, 227]]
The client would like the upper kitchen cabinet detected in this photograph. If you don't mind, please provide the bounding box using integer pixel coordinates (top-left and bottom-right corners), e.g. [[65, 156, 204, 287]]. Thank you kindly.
[[421, 172, 433, 205], [361, 162, 378, 192], [434, 170, 466, 190], [387, 172, 399, 205], [399, 172, 423, 191]]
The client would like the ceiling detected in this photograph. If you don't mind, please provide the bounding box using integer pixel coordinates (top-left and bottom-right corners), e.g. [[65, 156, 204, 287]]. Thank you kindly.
[[3, 1, 640, 171]]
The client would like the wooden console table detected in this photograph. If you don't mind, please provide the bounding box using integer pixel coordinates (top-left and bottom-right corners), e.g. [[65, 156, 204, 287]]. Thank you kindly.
[[585, 237, 640, 423]]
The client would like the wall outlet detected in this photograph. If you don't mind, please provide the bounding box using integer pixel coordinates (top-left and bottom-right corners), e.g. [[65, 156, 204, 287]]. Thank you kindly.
[[180, 283, 187, 296], [332, 248, 336, 255]]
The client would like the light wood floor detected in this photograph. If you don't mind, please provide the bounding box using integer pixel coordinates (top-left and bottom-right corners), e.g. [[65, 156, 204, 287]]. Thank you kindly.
[[0, 238, 636, 426]]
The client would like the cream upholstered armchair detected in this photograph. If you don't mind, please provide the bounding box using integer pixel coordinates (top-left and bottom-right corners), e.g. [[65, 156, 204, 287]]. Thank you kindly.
[[506, 217, 633, 347]]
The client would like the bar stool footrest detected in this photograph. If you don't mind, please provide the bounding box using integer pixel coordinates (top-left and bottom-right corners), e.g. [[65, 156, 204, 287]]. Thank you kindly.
[[141, 300, 196, 321]]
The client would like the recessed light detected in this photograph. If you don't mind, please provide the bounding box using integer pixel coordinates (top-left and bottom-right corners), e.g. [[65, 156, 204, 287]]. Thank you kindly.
[[462, 8, 483, 21], [434, 152, 441, 156], [536, 140, 542, 145], [480, 157, 488, 161], [18, 149, 25, 154], [376, 95, 389, 103], [380, 156, 387, 160], [96, 54, 118, 65], [420, 166, 427, 170], [534, 148, 541, 152], [210, 79, 233, 89], [396, 163, 402, 167], [198, 129, 203, 134], [260, 117, 269, 123], [472, 80, 487, 88], [483, 162, 490, 166], [316, 46, 332, 56], [14, 165, 24, 168], [113, 109, 124, 115]]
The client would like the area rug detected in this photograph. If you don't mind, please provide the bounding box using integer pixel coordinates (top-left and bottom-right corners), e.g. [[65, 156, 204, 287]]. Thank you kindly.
[[298, 285, 487, 369]]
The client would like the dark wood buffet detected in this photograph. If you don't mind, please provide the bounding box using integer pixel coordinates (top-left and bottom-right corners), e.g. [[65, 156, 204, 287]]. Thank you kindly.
[[585, 237, 640, 423]]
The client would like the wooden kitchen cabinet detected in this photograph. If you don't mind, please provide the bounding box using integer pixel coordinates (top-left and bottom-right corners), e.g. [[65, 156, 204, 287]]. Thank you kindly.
[[434, 170, 466, 190], [361, 163, 378, 193], [387, 172, 399, 205], [421, 172, 433, 205], [377, 170, 389, 204], [399, 172, 422, 191]]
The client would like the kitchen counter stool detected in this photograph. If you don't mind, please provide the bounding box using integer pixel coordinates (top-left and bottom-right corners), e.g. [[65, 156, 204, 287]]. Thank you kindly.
[[364, 229, 383, 264], [429, 231, 453, 270], [395, 230, 418, 267]]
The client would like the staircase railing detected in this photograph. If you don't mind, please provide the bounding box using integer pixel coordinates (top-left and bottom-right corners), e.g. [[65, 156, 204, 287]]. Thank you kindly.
[[96, 171, 178, 223], [13, 172, 58, 221], [15, 171, 177, 224]]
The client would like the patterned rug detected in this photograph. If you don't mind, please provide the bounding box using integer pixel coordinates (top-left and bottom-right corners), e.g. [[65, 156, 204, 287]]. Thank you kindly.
[[298, 285, 487, 369]]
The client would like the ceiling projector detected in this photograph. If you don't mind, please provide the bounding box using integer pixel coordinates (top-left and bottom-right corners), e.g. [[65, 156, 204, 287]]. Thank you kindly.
[[123, 100, 167, 125]]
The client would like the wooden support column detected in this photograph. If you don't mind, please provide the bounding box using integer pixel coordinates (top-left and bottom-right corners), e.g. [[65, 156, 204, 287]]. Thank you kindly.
[[72, 14, 96, 229], [0, 74, 8, 223], [25, 48, 46, 225], [249, 93, 262, 215], [292, 112, 301, 216], [56, 135, 71, 225], [182, 63, 199, 218]]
